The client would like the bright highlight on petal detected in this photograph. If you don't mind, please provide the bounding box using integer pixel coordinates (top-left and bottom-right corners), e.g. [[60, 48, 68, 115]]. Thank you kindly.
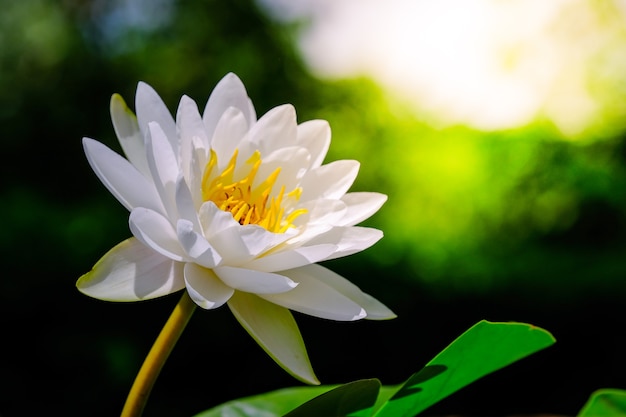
[[79, 72, 393, 384]]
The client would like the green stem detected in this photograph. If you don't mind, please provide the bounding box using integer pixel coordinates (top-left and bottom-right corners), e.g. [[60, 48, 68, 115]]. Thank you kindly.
[[121, 291, 197, 417]]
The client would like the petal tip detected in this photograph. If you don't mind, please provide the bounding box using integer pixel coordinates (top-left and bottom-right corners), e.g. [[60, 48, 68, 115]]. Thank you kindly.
[[110, 92, 125, 106], [136, 80, 150, 90], [366, 307, 398, 321], [299, 373, 321, 386], [353, 308, 367, 320], [75, 271, 92, 292]]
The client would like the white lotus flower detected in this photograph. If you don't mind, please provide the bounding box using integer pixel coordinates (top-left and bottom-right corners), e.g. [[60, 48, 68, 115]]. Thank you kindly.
[[78, 73, 395, 384]]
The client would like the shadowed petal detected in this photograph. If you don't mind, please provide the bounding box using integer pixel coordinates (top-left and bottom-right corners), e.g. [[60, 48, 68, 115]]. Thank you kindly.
[[175, 176, 201, 231], [261, 268, 366, 321], [177, 219, 222, 268], [83, 138, 165, 215], [198, 201, 239, 237], [189, 135, 209, 209], [184, 263, 234, 309], [145, 122, 180, 221], [177, 95, 208, 183], [208, 226, 255, 265], [110, 93, 151, 178], [129, 207, 186, 261], [227, 291, 319, 385], [283, 264, 396, 320], [214, 266, 297, 294], [77, 238, 184, 301]]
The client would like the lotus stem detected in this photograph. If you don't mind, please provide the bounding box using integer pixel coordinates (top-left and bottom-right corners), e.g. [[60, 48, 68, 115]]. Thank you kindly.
[[121, 291, 197, 417]]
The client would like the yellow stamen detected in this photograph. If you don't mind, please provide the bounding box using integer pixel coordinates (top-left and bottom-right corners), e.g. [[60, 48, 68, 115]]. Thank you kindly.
[[201, 149, 306, 233]]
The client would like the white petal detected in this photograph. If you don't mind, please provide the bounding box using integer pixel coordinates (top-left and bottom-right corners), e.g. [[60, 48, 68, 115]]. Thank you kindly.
[[83, 138, 165, 215], [300, 160, 360, 202], [281, 223, 334, 249], [175, 175, 201, 231], [353, 292, 397, 320], [338, 192, 388, 227], [184, 263, 233, 309], [211, 107, 249, 170], [77, 238, 184, 301], [189, 135, 208, 209], [198, 201, 239, 237], [244, 244, 338, 272], [203, 73, 255, 138], [136, 81, 177, 155], [227, 291, 318, 385], [252, 146, 310, 193], [306, 226, 384, 260], [177, 219, 222, 268], [282, 201, 344, 248], [110, 93, 151, 178], [294, 199, 347, 227], [249, 104, 298, 155], [176, 95, 208, 183], [129, 207, 186, 261], [145, 122, 180, 220], [214, 266, 297, 294], [206, 224, 253, 265], [297, 120, 331, 169], [261, 267, 366, 321], [284, 264, 396, 320], [238, 226, 295, 257]]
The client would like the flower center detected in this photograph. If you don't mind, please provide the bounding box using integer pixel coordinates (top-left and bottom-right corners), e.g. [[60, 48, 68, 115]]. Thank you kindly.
[[201, 149, 306, 233]]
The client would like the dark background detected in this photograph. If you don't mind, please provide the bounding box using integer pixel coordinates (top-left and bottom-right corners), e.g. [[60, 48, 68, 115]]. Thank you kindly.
[[1, 1, 625, 416]]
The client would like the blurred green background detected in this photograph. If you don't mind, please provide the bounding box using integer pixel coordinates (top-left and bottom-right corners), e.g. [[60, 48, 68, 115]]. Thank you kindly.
[[2, 0, 626, 415]]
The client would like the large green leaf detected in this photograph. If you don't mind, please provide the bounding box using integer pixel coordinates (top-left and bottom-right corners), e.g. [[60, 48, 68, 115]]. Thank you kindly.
[[195, 321, 554, 417], [373, 320, 555, 417], [283, 379, 380, 417], [193, 385, 337, 417], [193, 384, 399, 417], [578, 389, 626, 417]]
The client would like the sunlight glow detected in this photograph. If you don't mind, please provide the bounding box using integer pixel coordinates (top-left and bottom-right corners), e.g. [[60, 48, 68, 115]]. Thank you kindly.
[[260, 0, 626, 136]]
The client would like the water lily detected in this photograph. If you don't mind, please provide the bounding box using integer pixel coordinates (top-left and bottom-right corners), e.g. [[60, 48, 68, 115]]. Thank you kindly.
[[78, 73, 395, 385]]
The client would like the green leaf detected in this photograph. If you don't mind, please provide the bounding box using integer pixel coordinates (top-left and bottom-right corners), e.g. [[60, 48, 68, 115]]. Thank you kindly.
[[195, 321, 554, 417], [578, 389, 626, 416], [373, 320, 555, 417], [283, 379, 381, 417], [193, 385, 338, 417]]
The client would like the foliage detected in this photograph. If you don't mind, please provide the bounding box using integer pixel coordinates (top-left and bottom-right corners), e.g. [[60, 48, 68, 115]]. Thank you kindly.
[[196, 321, 555, 417], [578, 389, 626, 417]]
